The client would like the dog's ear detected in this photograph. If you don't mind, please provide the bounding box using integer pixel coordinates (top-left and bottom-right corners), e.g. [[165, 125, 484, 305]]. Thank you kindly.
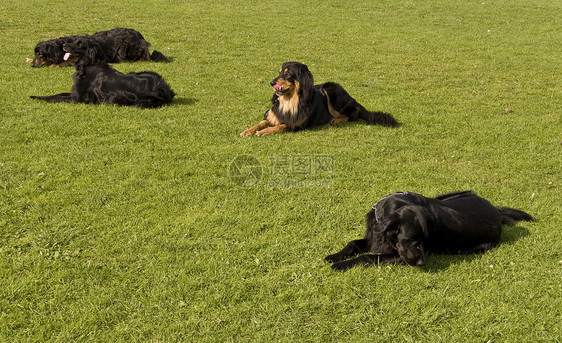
[[419, 217, 429, 237], [85, 39, 106, 64], [366, 208, 377, 230], [46, 44, 58, 59], [412, 208, 430, 238], [296, 63, 314, 93], [371, 215, 400, 235]]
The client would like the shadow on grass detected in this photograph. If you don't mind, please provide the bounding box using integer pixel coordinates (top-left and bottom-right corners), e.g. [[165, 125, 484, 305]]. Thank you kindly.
[[301, 121, 371, 133], [293, 119, 401, 135], [173, 97, 198, 105], [420, 225, 531, 273]]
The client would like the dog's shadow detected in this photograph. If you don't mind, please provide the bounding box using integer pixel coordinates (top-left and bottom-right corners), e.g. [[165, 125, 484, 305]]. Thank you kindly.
[[305, 121, 364, 133], [420, 225, 530, 273], [173, 97, 198, 106]]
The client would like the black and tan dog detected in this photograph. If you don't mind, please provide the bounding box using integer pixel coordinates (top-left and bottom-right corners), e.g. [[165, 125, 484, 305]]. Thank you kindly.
[[241, 62, 399, 137], [29, 27, 170, 68], [325, 191, 534, 271], [30, 36, 174, 108]]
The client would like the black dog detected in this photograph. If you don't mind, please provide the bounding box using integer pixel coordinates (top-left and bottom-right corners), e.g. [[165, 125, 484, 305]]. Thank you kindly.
[[240, 61, 399, 136], [30, 27, 170, 68], [30, 36, 175, 108], [325, 191, 534, 271]]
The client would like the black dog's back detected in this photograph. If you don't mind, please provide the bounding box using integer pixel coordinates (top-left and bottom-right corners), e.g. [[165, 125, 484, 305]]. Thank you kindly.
[[71, 66, 175, 108], [434, 190, 473, 201], [91, 28, 150, 63], [92, 28, 170, 63], [427, 192, 503, 254], [436, 191, 534, 226]]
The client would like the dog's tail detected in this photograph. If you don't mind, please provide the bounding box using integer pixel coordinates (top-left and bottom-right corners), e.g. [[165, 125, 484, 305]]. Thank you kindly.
[[150, 50, 171, 63], [358, 106, 399, 127], [497, 207, 534, 226]]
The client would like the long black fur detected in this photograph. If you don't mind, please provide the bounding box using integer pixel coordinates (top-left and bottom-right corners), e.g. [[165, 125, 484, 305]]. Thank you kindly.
[[325, 191, 534, 271], [31, 27, 170, 68], [30, 36, 175, 108]]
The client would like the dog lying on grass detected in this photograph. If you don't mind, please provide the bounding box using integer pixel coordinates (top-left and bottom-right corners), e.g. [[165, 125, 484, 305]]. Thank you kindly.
[[241, 61, 398, 136], [325, 191, 534, 271], [30, 36, 175, 108], [29, 27, 170, 68]]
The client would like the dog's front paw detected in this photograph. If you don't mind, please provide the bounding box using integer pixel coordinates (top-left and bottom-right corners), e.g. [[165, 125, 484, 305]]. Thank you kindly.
[[240, 129, 255, 137], [324, 253, 341, 263], [255, 129, 272, 137], [331, 261, 353, 271]]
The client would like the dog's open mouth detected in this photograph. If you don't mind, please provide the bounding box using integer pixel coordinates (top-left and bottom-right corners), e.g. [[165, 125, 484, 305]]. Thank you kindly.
[[62, 44, 77, 61], [62, 45, 73, 61], [272, 83, 287, 95]]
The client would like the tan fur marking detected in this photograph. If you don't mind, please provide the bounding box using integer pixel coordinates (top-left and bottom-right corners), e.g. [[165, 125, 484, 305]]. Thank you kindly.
[[256, 124, 289, 136], [240, 119, 270, 137], [293, 117, 307, 128], [322, 86, 350, 126], [275, 78, 295, 94], [276, 79, 299, 117], [32, 58, 48, 67], [323, 87, 341, 118], [56, 61, 74, 67], [31, 57, 74, 68], [330, 115, 349, 125], [266, 110, 280, 126]]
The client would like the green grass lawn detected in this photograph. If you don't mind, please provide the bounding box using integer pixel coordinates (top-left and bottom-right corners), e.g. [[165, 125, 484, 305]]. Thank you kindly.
[[1, 0, 560, 341]]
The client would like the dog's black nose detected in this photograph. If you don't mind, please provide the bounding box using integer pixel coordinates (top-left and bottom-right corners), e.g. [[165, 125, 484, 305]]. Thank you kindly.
[[270, 80, 277, 87]]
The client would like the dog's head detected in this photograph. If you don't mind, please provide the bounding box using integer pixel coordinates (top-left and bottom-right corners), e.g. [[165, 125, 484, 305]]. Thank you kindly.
[[270, 62, 314, 97], [31, 40, 65, 67], [369, 203, 431, 266], [63, 36, 107, 67], [394, 217, 428, 267]]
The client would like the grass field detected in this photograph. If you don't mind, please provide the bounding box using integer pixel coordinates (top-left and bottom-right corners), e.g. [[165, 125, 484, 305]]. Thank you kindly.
[[1, 0, 560, 341]]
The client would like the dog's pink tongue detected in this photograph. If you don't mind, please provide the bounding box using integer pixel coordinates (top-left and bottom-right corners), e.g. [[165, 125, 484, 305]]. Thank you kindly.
[[63, 52, 71, 61], [272, 84, 282, 92]]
